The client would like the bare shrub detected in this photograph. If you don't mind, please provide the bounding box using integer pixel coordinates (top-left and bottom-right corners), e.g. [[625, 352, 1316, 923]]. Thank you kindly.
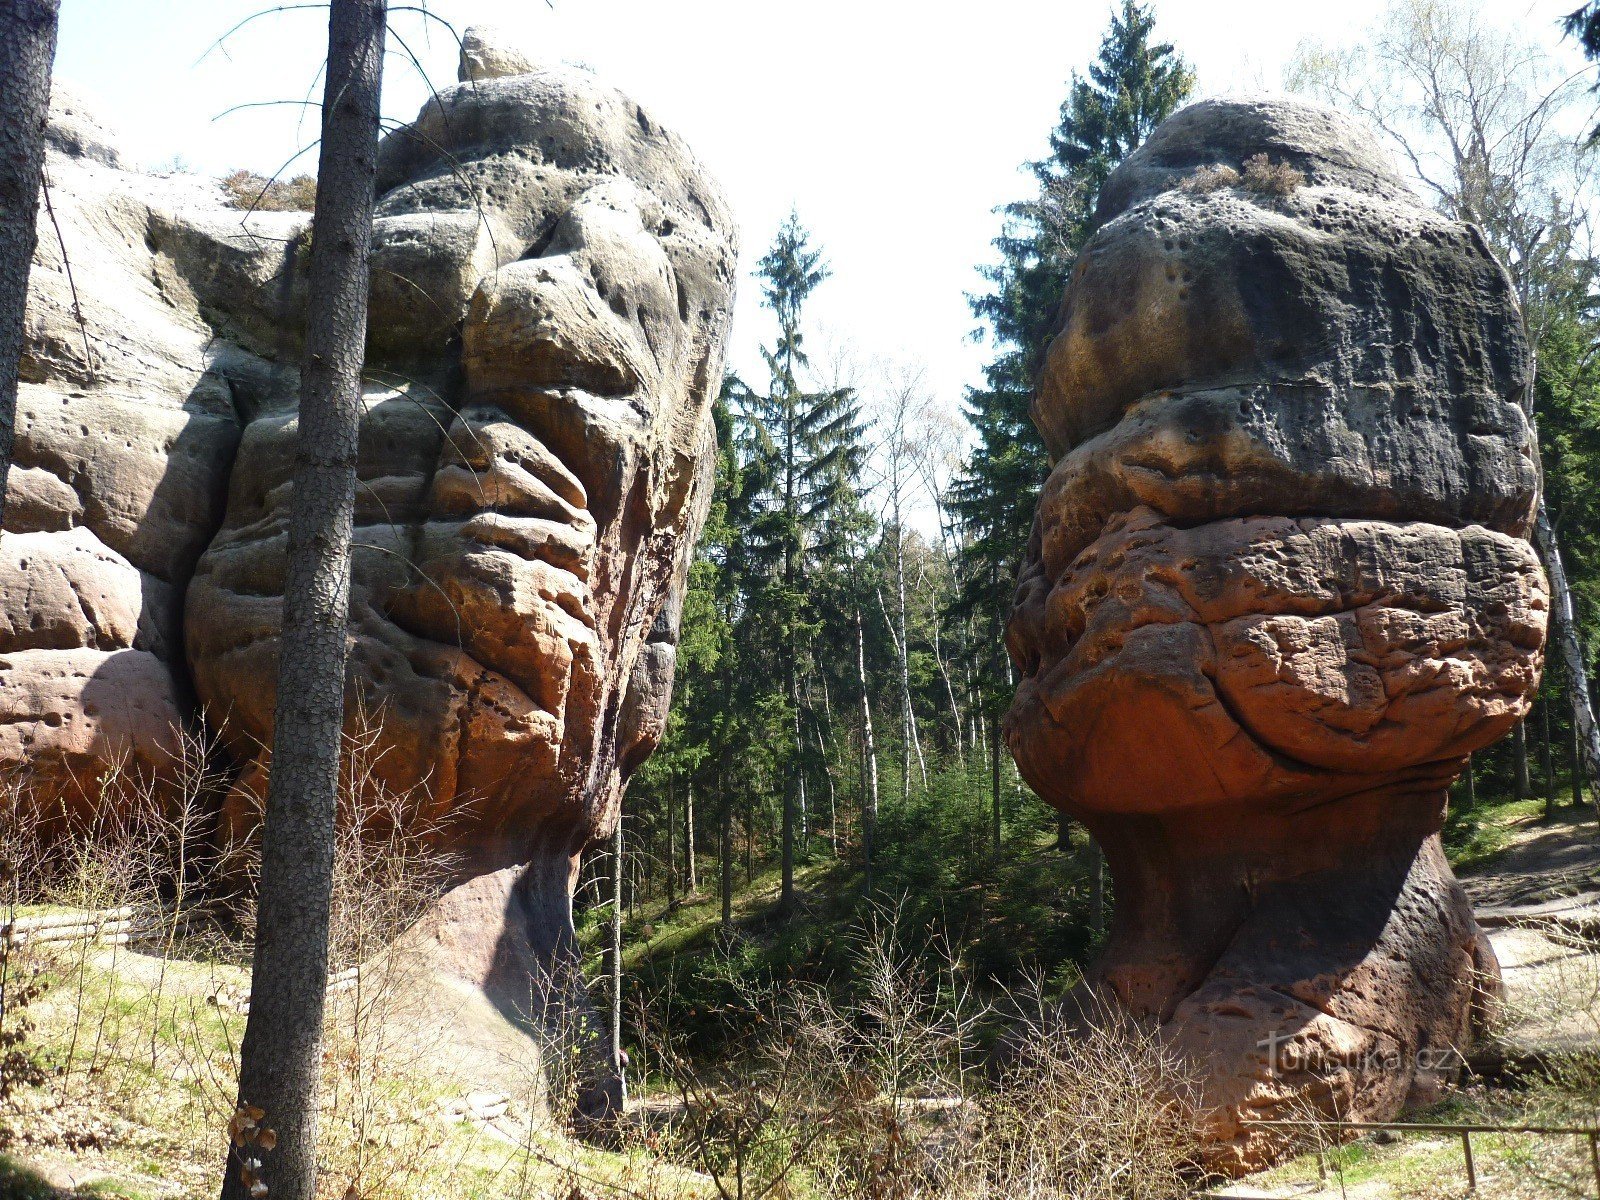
[[633, 905, 976, 1199], [0, 716, 512, 1197], [1241, 153, 1306, 195], [316, 728, 462, 1200], [928, 985, 1200, 1200], [1180, 164, 1241, 193], [0, 779, 49, 1145], [221, 169, 316, 212], [1180, 156, 1305, 197], [1498, 919, 1600, 1126], [639, 905, 1200, 1200]]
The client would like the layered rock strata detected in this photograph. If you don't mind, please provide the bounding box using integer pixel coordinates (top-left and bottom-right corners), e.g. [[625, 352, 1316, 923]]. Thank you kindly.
[[14, 38, 735, 1116], [1003, 97, 1547, 1170]]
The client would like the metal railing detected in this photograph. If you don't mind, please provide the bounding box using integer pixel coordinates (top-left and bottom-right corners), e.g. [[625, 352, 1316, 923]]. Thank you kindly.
[[1241, 1118, 1600, 1195]]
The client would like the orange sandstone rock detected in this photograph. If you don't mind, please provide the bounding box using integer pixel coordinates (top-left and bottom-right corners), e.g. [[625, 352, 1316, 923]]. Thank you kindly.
[[15, 36, 734, 1117], [1004, 97, 1546, 1172]]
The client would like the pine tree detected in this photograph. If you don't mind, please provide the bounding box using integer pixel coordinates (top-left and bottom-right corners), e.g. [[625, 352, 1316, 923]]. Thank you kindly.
[[951, 0, 1193, 829], [221, 3, 386, 1198], [730, 212, 867, 915], [0, 0, 60, 526], [1568, 2, 1600, 82]]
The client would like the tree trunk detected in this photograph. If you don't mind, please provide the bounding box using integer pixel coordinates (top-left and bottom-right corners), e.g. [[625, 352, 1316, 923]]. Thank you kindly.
[[793, 667, 809, 854], [1464, 753, 1477, 808], [0, 0, 59, 527], [1541, 697, 1556, 821], [684, 780, 697, 896], [1514, 719, 1530, 804], [641, 812, 654, 906], [664, 776, 676, 909], [1574, 691, 1585, 809], [221, 6, 384, 1200], [879, 585, 927, 798], [609, 809, 624, 1101], [929, 605, 965, 767], [719, 772, 732, 932], [989, 712, 1001, 856], [856, 606, 880, 889], [1534, 504, 1600, 821], [811, 701, 838, 853], [780, 665, 798, 915], [814, 674, 840, 852], [1089, 840, 1105, 938]]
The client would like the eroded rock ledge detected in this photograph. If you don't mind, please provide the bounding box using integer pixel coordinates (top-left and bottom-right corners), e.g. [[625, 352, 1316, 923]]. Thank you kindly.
[[11, 34, 736, 1116]]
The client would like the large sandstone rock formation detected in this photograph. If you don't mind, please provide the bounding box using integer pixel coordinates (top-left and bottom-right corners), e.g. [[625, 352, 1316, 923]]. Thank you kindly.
[[14, 39, 734, 1113], [1003, 98, 1547, 1171]]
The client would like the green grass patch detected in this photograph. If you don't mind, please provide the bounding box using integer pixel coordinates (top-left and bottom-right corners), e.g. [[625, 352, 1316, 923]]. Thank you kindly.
[[1446, 794, 1546, 871], [0, 1154, 62, 1200]]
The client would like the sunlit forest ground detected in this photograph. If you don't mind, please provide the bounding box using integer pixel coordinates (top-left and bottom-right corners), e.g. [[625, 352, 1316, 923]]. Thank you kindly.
[[4, 766, 1594, 1200]]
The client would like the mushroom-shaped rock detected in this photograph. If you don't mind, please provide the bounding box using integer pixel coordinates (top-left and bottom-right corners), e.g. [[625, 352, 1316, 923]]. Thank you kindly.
[[1004, 96, 1545, 1173]]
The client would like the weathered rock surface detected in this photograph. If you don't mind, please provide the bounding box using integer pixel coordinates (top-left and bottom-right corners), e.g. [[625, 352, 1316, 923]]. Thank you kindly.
[[15, 31, 734, 1114], [1004, 97, 1547, 1172]]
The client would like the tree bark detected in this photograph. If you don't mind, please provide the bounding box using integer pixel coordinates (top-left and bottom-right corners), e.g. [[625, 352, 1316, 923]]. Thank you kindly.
[[1541, 697, 1556, 821], [664, 776, 676, 909], [1574, 689, 1585, 809], [609, 811, 624, 1099], [928, 605, 965, 767], [810, 697, 838, 852], [1514, 719, 1530, 804], [879, 584, 927, 799], [1089, 840, 1105, 938], [221, 5, 385, 1200], [719, 771, 732, 932], [684, 780, 697, 896], [1534, 504, 1600, 821], [856, 606, 880, 889], [0, 0, 59, 528], [780, 665, 800, 915], [989, 713, 1001, 856]]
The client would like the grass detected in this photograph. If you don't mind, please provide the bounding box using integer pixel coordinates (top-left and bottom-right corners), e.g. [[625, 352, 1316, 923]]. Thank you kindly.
[[1445, 793, 1548, 873], [4, 936, 715, 1200], [0, 1154, 67, 1200], [1249, 1121, 1598, 1199]]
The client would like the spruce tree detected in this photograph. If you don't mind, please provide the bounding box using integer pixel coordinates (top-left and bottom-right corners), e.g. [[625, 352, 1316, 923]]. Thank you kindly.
[[955, 0, 1194, 619], [952, 0, 1194, 759], [730, 212, 866, 915], [221, 2, 386, 1199]]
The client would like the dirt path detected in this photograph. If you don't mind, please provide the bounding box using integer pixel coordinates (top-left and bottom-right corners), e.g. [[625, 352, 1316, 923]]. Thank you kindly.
[[1459, 808, 1600, 910]]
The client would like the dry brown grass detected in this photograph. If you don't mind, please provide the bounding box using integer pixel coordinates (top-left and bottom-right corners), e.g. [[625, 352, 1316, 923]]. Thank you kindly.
[[636, 905, 1201, 1200], [220, 169, 316, 213], [1181, 154, 1306, 197]]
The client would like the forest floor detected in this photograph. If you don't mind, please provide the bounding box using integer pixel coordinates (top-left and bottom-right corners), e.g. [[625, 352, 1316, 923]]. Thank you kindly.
[[0, 907, 713, 1200], [4, 801, 1597, 1199]]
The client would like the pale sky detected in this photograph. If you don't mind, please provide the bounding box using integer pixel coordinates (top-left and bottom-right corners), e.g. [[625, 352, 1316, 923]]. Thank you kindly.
[[52, 0, 1592, 416]]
